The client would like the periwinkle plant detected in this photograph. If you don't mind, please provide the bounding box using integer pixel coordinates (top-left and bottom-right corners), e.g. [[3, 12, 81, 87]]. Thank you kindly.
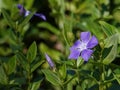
[[1, 1, 120, 90], [69, 32, 98, 61], [17, 4, 46, 20]]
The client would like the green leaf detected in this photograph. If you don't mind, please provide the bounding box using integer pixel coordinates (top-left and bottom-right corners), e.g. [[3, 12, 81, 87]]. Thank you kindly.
[[103, 39, 117, 64], [0, 0, 6, 9], [0, 66, 8, 85], [42, 69, 62, 86], [39, 43, 61, 60], [18, 12, 35, 31], [59, 64, 66, 79], [113, 73, 120, 84], [27, 41, 37, 63], [99, 21, 118, 37], [38, 22, 60, 35], [77, 57, 84, 68], [25, 0, 34, 9], [104, 33, 119, 48], [1, 8, 15, 28], [31, 60, 44, 73], [16, 52, 29, 71], [31, 79, 43, 90], [113, 68, 120, 84], [6, 56, 16, 75], [79, 18, 104, 40]]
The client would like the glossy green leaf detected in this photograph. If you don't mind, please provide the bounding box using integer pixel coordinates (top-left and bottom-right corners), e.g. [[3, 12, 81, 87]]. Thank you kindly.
[[113, 73, 120, 84], [38, 22, 60, 35], [77, 57, 84, 68], [104, 33, 119, 48], [1, 8, 15, 28], [59, 64, 66, 79], [42, 69, 62, 86], [103, 40, 117, 65], [31, 60, 44, 73], [6, 55, 16, 75], [113, 69, 120, 84], [31, 79, 43, 90], [99, 21, 118, 37], [0, 66, 8, 85], [27, 41, 37, 63]]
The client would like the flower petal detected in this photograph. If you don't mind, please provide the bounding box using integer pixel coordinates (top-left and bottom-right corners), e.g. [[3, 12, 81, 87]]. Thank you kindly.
[[81, 49, 93, 61], [17, 4, 26, 15], [72, 40, 81, 48], [45, 53, 55, 68], [68, 47, 80, 59], [87, 36, 98, 48], [80, 32, 91, 42], [34, 13, 46, 20], [17, 4, 23, 9]]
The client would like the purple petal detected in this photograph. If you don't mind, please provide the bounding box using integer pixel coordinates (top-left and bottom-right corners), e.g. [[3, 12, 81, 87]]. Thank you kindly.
[[17, 4, 23, 9], [68, 47, 80, 59], [87, 36, 98, 48], [17, 4, 26, 15], [34, 13, 46, 20], [81, 49, 93, 61], [73, 40, 81, 48], [45, 53, 55, 68], [80, 32, 91, 42]]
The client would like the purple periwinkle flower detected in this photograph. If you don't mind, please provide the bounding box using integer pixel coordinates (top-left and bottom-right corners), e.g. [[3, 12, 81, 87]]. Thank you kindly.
[[68, 32, 98, 61], [17, 4, 46, 20], [45, 53, 55, 69]]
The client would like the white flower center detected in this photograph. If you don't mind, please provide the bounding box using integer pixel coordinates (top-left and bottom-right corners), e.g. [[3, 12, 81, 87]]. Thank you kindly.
[[77, 41, 87, 51], [25, 11, 30, 16]]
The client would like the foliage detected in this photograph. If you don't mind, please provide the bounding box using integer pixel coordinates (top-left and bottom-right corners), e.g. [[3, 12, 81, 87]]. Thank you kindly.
[[0, 0, 120, 90]]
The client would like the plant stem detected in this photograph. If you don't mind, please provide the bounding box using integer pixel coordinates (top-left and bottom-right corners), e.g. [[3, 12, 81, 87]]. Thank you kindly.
[[27, 61, 31, 90], [99, 64, 106, 90]]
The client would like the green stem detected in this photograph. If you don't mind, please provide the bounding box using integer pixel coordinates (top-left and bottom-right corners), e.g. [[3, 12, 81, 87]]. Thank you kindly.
[[99, 64, 106, 90], [63, 74, 77, 85], [27, 61, 31, 90]]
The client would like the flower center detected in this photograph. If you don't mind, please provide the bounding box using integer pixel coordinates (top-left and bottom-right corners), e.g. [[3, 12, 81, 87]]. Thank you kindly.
[[77, 41, 87, 51], [25, 11, 30, 16]]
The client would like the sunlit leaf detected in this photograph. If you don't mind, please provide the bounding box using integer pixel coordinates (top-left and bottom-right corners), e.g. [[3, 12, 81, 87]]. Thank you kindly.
[[113, 73, 120, 84], [103, 41, 117, 64], [104, 33, 119, 48], [99, 21, 118, 37], [77, 57, 84, 68], [31, 79, 43, 90], [59, 64, 66, 79], [42, 69, 62, 86]]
